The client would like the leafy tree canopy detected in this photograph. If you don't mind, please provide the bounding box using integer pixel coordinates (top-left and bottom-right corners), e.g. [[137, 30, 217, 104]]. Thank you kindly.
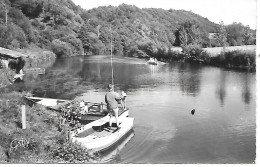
[[0, 0, 256, 57]]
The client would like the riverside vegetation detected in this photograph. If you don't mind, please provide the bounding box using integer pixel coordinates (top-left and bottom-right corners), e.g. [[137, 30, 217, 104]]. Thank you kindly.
[[153, 45, 255, 71], [0, 0, 256, 163], [0, 92, 100, 163]]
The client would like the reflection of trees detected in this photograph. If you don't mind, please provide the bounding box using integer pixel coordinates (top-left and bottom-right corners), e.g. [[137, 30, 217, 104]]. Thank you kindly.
[[78, 59, 141, 91], [215, 70, 226, 106], [79, 61, 111, 83], [241, 74, 251, 104], [178, 63, 201, 96], [29, 57, 84, 98], [149, 64, 158, 73]]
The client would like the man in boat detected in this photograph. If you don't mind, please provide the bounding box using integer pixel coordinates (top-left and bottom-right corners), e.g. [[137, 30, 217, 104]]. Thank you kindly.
[[105, 84, 121, 129]]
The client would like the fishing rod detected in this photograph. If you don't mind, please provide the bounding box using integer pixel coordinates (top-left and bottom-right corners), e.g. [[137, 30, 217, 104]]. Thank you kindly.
[[110, 24, 114, 86]]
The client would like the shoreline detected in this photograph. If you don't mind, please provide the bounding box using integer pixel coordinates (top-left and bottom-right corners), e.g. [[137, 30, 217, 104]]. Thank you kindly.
[[154, 45, 256, 72], [1, 44, 256, 89]]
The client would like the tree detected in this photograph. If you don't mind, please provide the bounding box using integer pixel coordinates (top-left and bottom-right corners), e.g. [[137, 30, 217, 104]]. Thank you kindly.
[[178, 26, 188, 47], [243, 25, 254, 45], [51, 39, 72, 57], [214, 21, 227, 51], [226, 22, 244, 46], [0, 0, 9, 26], [78, 24, 106, 55], [174, 21, 202, 47]]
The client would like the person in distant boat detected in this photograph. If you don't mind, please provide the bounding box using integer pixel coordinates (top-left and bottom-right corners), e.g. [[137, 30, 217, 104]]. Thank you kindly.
[[121, 91, 127, 110], [105, 84, 121, 129]]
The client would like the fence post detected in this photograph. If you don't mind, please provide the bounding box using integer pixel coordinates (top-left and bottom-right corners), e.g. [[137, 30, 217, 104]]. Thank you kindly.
[[21, 105, 26, 129]]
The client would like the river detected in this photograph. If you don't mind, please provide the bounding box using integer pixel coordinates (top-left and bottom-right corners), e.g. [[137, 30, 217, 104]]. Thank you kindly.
[[18, 55, 256, 163]]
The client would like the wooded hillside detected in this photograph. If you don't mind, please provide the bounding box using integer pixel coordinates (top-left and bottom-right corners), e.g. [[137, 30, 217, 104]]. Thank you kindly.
[[0, 0, 256, 57]]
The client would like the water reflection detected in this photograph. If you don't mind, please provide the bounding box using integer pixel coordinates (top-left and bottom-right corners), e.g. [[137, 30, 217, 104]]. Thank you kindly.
[[27, 57, 86, 99], [177, 63, 201, 96], [149, 64, 158, 73], [99, 130, 135, 163], [216, 70, 226, 106], [241, 74, 252, 104]]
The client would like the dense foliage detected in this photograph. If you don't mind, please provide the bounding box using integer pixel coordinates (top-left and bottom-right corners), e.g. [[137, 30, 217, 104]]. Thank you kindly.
[[0, 0, 84, 57], [78, 5, 220, 57], [210, 50, 255, 70], [0, 0, 256, 58], [60, 100, 83, 131], [158, 45, 256, 71]]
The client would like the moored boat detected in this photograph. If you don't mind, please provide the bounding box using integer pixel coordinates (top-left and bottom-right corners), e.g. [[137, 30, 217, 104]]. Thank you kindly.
[[70, 112, 134, 153], [24, 95, 129, 123], [24, 96, 69, 109]]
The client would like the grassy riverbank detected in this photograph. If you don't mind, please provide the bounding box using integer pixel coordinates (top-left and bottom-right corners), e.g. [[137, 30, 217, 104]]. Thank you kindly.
[[203, 45, 256, 57], [154, 45, 256, 72], [207, 50, 255, 71], [0, 91, 97, 163]]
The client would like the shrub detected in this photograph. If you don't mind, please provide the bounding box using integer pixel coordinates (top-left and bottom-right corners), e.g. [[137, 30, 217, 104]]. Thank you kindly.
[[60, 100, 83, 130], [74, 14, 83, 24], [0, 23, 28, 48], [51, 39, 73, 57], [60, 34, 83, 56], [182, 44, 204, 58], [209, 50, 256, 70], [9, 39, 20, 49], [182, 44, 210, 63], [52, 142, 95, 163]]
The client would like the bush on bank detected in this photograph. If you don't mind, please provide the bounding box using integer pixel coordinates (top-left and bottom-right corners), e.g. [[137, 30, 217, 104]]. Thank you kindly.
[[209, 50, 255, 69]]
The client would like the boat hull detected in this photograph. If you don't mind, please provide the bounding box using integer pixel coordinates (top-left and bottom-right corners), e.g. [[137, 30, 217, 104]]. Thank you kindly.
[[99, 129, 135, 162], [148, 61, 158, 65], [70, 110, 133, 153], [24, 96, 69, 109], [72, 117, 134, 153]]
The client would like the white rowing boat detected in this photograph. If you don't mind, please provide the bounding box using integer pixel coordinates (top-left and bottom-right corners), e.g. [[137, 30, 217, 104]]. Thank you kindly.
[[24, 96, 69, 109], [70, 110, 134, 153], [24, 95, 129, 123]]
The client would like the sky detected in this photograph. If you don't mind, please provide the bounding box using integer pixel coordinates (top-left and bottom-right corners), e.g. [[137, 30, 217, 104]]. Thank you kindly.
[[72, 0, 257, 30]]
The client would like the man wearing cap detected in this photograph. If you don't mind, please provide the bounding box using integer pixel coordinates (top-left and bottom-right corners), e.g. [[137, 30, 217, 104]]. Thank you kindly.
[[105, 84, 121, 129]]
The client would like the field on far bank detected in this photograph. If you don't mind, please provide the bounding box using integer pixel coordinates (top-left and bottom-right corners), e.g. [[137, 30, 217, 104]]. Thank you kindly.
[[203, 45, 256, 57]]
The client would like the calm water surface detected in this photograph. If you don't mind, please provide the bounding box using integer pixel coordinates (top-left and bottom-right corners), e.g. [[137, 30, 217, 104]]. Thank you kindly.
[[20, 55, 256, 163]]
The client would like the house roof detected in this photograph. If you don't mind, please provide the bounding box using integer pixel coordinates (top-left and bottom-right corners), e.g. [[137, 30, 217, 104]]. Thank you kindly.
[[0, 47, 28, 59]]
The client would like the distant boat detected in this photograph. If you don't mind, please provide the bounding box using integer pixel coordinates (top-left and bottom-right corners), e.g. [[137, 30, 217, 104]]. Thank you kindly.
[[147, 58, 158, 65], [70, 110, 134, 153]]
